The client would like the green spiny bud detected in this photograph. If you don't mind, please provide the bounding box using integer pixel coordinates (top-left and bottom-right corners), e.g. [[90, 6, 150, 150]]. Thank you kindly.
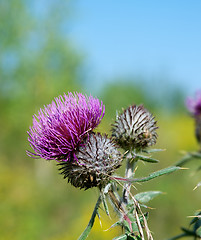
[[112, 105, 158, 151], [58, 133, 122, 190]]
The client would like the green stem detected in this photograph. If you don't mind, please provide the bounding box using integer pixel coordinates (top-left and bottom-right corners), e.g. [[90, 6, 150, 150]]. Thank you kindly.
[[78, 195, 102, 240], [122, 152, 137, 204]]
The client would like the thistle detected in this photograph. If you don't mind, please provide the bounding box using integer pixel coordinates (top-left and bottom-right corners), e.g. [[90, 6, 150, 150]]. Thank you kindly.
[[186, 91, 201, 145], [27, 92, 122, 190], [27, 94, 180, 240], [27, 92, 105, 162], [58, 133, 122, 190], [112, 105, 158, 151], [168, 92, 201, 240]]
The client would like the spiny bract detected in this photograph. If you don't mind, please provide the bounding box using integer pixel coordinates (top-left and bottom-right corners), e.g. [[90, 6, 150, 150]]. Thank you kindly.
[[112, 105, 158, 151], [58, 133, 122, 190]]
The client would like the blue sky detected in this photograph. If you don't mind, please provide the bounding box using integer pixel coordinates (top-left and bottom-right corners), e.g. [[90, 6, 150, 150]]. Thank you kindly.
[[70, 0, 201, 95]]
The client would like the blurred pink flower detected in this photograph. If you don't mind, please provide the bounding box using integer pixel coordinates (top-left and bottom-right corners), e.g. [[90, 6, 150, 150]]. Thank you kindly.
[[186, 91, 201, 116]]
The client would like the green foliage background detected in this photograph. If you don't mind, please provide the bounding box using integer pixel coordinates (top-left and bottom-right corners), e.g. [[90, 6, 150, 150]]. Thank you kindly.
[[0, 1, 200, 239]]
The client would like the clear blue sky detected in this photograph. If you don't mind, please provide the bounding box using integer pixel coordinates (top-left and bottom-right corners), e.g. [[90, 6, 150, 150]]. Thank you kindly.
[[70, 0, 201, 95]]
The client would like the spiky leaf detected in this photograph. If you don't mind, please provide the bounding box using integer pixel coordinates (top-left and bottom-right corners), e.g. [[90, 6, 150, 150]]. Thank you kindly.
[[142, 148, 165, 153], [135, 191, 163, 203], [181, 227, 195, 236], [130, 166, 181, 183], [196, 226, 201, 237], [113, 234, 128, 240], [78, 196, 101, 240], [101, 192, 110, 216], [136, 154, 159, 163]]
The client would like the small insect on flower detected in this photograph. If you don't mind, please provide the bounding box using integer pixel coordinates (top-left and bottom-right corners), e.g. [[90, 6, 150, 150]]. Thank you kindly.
[[112, 105, 158, 151], [143, 128, 153, 139], [27, 92, 105, 162]]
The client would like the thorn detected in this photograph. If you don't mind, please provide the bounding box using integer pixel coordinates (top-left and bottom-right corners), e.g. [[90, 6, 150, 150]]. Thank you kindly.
[[135, 182, 142, 186], [123, 150, 129, 156], [97, 211, 102, 228], [193, 186, 198, 191], [131, 184, 138, 190], [134, 166, 138, 174], [147, 206, 155, 210], [187, 215, 201, 218]]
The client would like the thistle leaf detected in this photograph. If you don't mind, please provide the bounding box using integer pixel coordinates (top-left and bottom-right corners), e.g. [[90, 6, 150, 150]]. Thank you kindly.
[[101, 192, 110, 216], [78, 196, 102, 240], [176, 151, 201, 167], [175, 154, 195, 167], [142, 148, 166, 153], [196, 226, 201, 237], [130, 166, 181, 183], [112, 234, 128, 240], [109, 221, 122, 229], [113, 166, 181, 183], [135, 191, 163, 203], [191, 152, 201, 158], [181, 227, 195, 236], [136, 154, 159, 163]]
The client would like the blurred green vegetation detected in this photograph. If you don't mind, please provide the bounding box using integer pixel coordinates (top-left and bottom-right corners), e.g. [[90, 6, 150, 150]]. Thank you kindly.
[[0, 1, 200, 239]]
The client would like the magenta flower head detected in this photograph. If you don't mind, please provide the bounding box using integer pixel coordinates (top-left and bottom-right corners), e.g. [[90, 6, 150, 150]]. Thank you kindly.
[[186, 91, 201, 116], [27, 92, 122, 190], [27, 92, 105, 162]]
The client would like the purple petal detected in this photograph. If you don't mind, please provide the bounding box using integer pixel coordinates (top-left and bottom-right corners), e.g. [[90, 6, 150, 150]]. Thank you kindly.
[[27, 92, 105, 162]]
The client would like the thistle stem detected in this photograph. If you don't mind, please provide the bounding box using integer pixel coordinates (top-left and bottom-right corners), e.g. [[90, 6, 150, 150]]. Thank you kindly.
[[78, 195, 102, 240], [108, 189, 133, 232], [122, 152, 137, 204]]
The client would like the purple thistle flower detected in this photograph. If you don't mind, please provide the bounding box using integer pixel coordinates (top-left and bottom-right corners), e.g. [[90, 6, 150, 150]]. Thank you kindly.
[[27, 92, 105, 162], [186, 91, 201, 116], [186, 91, 201, 144]]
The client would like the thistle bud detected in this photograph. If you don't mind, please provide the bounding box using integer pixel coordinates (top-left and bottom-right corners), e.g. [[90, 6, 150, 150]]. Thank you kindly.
[[58, 133, 122, 190], [112, 105, 158, 151]]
